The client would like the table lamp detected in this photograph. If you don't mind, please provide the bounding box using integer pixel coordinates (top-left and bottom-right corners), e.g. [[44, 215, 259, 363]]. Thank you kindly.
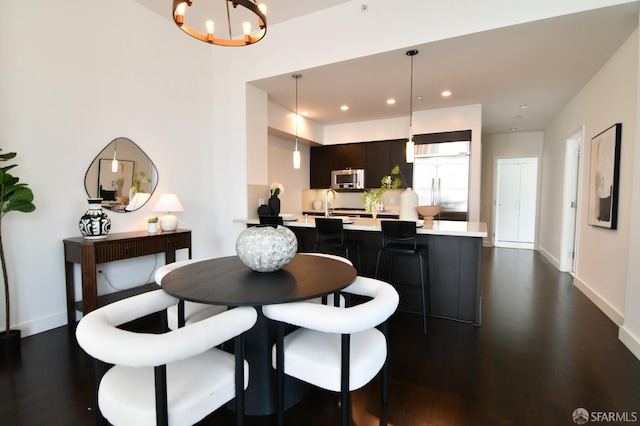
[[152, 194, 184, 231]]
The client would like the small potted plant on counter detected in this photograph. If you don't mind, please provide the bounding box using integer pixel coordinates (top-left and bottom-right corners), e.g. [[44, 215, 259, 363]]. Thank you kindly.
[[0, 149, 36, 356], [362, 165, 405, 218], [147, 216, 159, 234]]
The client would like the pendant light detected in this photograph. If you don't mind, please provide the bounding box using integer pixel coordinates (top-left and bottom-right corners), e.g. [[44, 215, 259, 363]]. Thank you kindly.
[[292, 73, 302, 169], [111, 139, 118, 172], [405, 49, 418, 163]]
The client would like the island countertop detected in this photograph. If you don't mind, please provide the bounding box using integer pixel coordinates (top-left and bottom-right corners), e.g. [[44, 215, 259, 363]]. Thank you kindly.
[[234, 215, 487, 238]]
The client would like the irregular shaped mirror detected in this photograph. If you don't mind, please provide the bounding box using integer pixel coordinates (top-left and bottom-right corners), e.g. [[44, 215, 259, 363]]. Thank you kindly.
[[84, 137, 158, 212]]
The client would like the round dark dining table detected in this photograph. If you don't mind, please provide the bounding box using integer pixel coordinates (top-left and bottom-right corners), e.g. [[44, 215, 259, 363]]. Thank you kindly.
[[161, 254, 357, 416]]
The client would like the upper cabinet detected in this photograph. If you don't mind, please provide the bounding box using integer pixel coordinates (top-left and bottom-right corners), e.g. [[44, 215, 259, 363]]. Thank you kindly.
[[310, 139, 412, 189], [331, 144, 366, 170]]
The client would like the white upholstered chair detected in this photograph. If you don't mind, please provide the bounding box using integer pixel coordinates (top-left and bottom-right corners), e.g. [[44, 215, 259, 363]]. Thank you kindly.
[[75, 290, 257, 426], [262, 276, 399, 426], [155, 259, 227, 329]]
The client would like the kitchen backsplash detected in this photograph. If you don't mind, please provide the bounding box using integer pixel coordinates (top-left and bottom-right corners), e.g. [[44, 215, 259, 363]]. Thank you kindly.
[[302, 188, 402, 212]]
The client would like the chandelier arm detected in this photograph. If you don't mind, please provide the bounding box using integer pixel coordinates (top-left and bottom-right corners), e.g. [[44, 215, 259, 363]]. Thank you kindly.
[[226, 0, 233, 40]]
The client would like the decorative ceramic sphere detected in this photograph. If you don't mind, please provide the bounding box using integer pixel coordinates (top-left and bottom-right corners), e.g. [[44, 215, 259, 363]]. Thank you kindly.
[[236, 225, 298, 272]]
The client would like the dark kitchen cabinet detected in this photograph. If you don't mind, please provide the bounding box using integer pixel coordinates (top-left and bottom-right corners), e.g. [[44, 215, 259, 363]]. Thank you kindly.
[[310, 146, 333, 189], [311, 139, 413, 189], [332, 144, 366, 169], [365, 141, 390, 188], [310, 144, 366, 189]]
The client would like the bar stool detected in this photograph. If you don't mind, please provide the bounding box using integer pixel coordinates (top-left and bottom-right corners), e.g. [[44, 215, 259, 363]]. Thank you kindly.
[[374, 220, 429, 334], [313, 218, 361, 272]]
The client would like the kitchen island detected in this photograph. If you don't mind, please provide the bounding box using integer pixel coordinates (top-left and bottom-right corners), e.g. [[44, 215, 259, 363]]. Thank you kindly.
[[234, 215, 487, 325]]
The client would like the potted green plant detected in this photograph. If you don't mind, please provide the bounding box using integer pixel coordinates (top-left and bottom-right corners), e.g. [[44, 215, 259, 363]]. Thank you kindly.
[[0, 150, 36, 356], [147, 216, 159, 234], [361, 164, 405, 218]]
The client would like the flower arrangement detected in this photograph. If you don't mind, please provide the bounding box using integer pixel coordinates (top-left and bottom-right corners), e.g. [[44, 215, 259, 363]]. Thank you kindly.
[[361, 165, 406, 217], [270, 182, 284, 197]]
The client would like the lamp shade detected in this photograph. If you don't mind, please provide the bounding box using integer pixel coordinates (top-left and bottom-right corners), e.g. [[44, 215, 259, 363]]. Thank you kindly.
[[152, 194, 184, 213], [153, 194, 184, 232]]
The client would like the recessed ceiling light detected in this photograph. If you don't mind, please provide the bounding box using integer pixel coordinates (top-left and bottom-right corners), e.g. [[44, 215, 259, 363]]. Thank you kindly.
[[416, 96, 423, 101], [510, 127, 518, 132], [386, 99, 396, 105], [516, 115, 522, 119], [301, 111, 308, 116], [441, 90, 452, 97], [340, 105, 349, 111], [520, 105, 529, 109]]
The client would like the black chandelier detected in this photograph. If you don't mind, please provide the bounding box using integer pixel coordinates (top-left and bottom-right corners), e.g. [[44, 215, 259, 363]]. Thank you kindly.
[[173, 0, 267, 47]]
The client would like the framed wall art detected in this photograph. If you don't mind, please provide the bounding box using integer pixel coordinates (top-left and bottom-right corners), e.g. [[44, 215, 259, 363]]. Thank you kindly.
[[588, 123, 621, 229]]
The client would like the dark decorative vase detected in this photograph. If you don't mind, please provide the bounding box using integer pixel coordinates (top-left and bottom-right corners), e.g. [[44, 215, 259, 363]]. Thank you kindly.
[[0, 329, 21, 357], [79, 198, 111, 240], [268, 195, 281, 216]]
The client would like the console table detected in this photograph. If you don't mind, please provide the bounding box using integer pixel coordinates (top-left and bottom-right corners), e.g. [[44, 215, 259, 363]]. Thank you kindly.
[[63, 229, 192, 325]]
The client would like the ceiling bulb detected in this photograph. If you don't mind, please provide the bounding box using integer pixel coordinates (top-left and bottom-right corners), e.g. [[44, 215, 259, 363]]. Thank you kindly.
[[292, 73, 302, 169], [441, 90, 452, 97], [172, 0, 267, 47], [340, 105, 349, 111], [405, 49, 419, 164]]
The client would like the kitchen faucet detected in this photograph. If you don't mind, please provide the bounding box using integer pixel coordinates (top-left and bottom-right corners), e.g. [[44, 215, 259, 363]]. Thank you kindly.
[[325, 189, 336, 218]]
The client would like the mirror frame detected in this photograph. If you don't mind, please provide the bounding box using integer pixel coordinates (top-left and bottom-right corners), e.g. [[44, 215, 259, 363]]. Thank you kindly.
[[84, 137, 158, 212]]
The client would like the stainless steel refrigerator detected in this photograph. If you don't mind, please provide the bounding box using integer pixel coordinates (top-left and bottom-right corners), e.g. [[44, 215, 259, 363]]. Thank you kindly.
[[413, 141, 470, 221]]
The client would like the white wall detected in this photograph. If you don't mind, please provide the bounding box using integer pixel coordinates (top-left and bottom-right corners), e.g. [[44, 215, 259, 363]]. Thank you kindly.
[[267, 134, 310, 214], [481, 132, 544, 245], [1, 0, 637, 338], [539, 30, 638, 332], [620, 17, 640, 359]]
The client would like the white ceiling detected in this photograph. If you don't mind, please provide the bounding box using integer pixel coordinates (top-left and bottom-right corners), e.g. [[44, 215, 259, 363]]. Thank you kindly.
[[135, 1, 639, 135]]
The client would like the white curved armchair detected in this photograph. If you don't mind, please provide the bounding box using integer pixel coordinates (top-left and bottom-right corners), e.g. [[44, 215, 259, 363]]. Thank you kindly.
[[76, 290, 257, 426], [263, 276, 399, 426], [155, 259, 227, 329]]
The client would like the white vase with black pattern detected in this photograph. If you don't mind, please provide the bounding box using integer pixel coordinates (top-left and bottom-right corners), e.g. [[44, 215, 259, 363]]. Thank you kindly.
[[79, 198, 111, 240]]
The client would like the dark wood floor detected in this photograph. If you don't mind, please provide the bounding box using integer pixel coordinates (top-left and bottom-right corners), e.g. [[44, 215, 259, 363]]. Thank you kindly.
[[2, 248, 640, 425]]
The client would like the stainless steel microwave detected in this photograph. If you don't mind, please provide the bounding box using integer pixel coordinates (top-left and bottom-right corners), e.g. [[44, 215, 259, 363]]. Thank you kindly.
[[331, 169, 365, 190]]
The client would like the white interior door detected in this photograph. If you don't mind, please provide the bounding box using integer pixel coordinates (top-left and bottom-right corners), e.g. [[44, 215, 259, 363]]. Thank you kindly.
[[559, 129, 583, 272], [494, 158, 538, 249]]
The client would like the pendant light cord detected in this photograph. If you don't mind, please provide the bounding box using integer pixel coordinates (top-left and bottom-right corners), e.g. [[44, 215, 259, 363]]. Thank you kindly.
[[410, 54, 414, 130]]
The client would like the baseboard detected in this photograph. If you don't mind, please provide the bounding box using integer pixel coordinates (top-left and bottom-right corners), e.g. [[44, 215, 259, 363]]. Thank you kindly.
[[573, 276, 624, 326], [619, 326, 640, 361], [14, 311, 68, 338], [537, 246, 561, 270]]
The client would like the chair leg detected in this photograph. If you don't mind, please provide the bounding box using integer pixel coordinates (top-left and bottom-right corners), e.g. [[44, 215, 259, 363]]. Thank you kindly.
[[341, 333, 351, 426], [374, 250, 383, 278], [93, 359, 107, 426], [419, 254, 427, 335], [381, 320, 390, 405], [235, 335, 245, 426], [154, 365, 169, 426], [276, 322, 285, 426]]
